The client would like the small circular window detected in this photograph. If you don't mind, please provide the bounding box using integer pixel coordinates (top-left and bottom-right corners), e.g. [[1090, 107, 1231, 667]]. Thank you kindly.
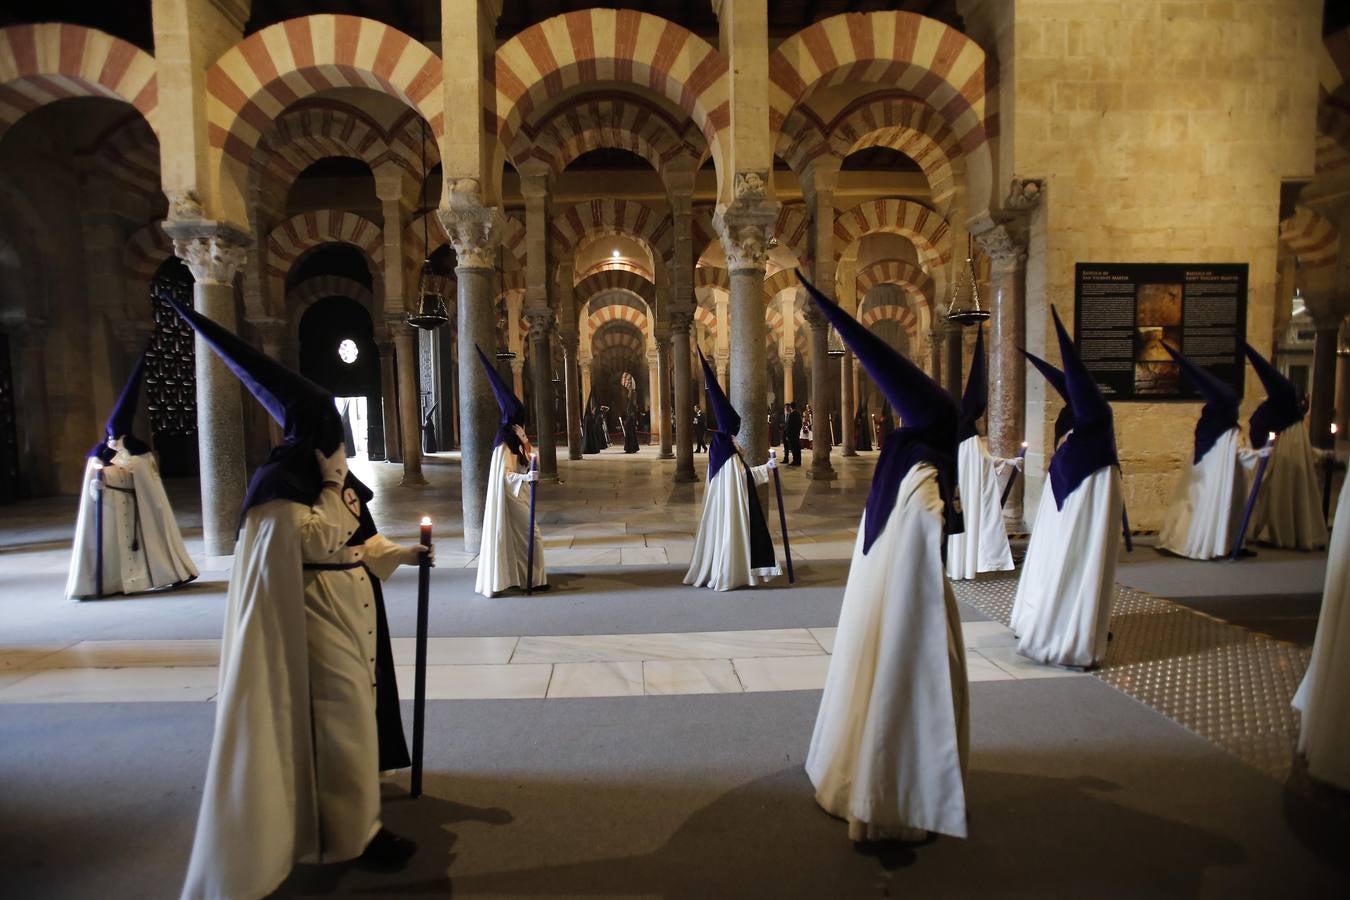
[[337, 339, 359, 365]]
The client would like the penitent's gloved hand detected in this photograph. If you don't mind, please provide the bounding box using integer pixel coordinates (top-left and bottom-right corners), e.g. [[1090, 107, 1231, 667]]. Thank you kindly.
[[315, 444, 349, 485]]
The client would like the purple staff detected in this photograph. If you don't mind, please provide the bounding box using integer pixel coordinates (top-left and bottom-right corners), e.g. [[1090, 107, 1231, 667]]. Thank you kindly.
[[1231, 431, 1277, 561], [1000, 441, 1028, 508], [411, 516, 433, 798], [1323, 423, 1337, 524], [525, 452, 539, 595], [1121, 504, 1134, 553], [770, 449, 795, 584]]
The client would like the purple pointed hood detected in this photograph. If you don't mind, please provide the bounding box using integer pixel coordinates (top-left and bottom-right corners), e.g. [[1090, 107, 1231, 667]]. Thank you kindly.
[[1022, 349, 1075, 448], [1161, 343, 1239, 464], [1243, 342, 1303, 447], [90, 353, 151, 460], [1045, 305, 1117, 508], [166, 296, 343, 520], [476, 345, 530, 462], [698, 348, 738, 479], [797, 270, 961, 551], [958, 326, 988, 443]]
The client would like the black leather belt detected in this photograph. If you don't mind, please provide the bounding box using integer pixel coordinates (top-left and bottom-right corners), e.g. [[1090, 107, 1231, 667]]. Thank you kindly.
[[303, 561, 364, 571]]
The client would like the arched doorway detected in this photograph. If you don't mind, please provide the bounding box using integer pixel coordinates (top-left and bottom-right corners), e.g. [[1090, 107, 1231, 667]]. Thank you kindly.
[[147, 258, 199, 478], [298, 295, 383, 459]]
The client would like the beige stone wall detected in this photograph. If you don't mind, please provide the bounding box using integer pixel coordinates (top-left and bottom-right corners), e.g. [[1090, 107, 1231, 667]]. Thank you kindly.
[[1008, 0, 1322, 526]]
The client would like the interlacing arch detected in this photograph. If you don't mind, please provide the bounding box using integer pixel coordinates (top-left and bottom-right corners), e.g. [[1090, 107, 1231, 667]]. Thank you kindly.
[[80, 114, 160, 200], [0, 24, 159, 141], [831, 94, 962, 214], [1279, 206, 1339, 271], [694, 265, 729, 292], [768, 12, 993, 211], [591, 318, 647, 360], [286, 275, 377, 328], [550, 198, 671, 259], [266, 209, 383, 300], [586, 298, 650, 338], [492, 10, 730, 199], [854, 257, 934, 329], [123, 223, 173, 293], [253, 102, 425, 190], [574, 269, 655, 312], [774, 204, 810, 259], [206, 15, 442, 224], [510, 91, 701, 176], [833, 197, 950, 271], [859, 302, 919, 335], [762, 269, 801, 303]]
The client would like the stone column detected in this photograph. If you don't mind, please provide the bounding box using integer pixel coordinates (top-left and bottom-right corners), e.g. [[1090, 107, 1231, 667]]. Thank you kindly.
[[1308, 307, 1344, 449], [945, 324, 964, 398], [802, 158, 840, 480], [560, 331, 582, 459], [524, 309, 559, 478], [389, 318, 426, 485], [977, 220, 1032, 525], [377, 335, 401, 462], [840, 351, 856, 457], [166, 225, 249, 558], [656, 331, 673, 457], [781, 350, 795, 404], [580, 358, 593, 401], [510, 358, 525, 404], [5, 318, 55, 496], [647, 347, 660, 447], [670, 310, 696, 481], [928, 324, 945, 386], [805, 301, 836, 480], [254, 317, 288, 449], [439, 191, 503, 553]]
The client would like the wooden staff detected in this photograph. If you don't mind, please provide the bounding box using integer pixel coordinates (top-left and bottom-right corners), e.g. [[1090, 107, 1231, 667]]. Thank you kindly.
[[411, 516, 433, 799], [1323, 424, 1337, 524], [1000, 441, 1028, 508], [94, 466, 105, 598], [1231, 432, 1277, 561], [770, 449, 795, 584]]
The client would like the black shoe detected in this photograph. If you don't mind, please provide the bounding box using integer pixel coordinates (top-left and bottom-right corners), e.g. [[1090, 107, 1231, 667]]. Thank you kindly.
[[358, 828, 417, 871]]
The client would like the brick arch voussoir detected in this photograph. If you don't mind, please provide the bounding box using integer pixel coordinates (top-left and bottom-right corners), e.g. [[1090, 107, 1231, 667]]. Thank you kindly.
[[1280, 206, 1339, 271], [0, 24, 159, 141]]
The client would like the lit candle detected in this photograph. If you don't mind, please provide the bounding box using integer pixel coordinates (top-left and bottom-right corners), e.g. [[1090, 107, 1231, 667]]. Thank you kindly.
[[1018, 440, 1028, 458], [420, 516, 432, 548], [1333, 423, 1339, 437]]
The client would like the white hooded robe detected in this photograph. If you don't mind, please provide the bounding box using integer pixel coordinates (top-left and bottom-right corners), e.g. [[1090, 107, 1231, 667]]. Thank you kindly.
[[945, 435, 1015, 580], [684, 456, 780, 591], [1292, 474, 1350, 789], [1158, 428, 1254, 560], [475, 443, 547, 597], [1251, 422, 1328, 550], [807, 463, 969, 841], [182, 486, 405, 900], [66, 448, 197, 599], [1012, 466, 1122, 669]]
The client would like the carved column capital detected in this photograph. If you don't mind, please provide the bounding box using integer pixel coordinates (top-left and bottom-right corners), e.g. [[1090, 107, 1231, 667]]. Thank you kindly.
[[436, 178, 504, 269], [524, 308, 555, 340], [803, 303, 830, 331], [1005, 177, 1044, 212], [668, 308, 694, 334], [974, 222, 1029, 273], [163, 218, 250, 286], [714, 179, 779, 273]]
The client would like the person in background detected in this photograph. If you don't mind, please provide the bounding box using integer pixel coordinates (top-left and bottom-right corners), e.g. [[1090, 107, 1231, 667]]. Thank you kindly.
[[784, 402, 803, 467]]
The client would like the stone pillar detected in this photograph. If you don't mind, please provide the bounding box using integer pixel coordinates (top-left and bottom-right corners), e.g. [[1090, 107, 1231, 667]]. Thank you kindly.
[[928, 324, 945, 386], [945, 323, 964, 398], [580, 358, 593, 401], [166, 226, 249, 558], [1309, 309, 1344, 449], [524, 310, 559, 478], [977, 220, 1032, 524], [782, 350, 795, 404], [840, 351, 856, 457], [671, 310, 696, 481], [560, 331, 582, 459], [377, 336, 401, 462], [439, 193, 503, 553], [647, 348, 660, 447], [805, 301, 836, 480], [253, 317, 288, 449], [389, 319, 426, 485], [802, 158, 841, 479], [5, 319, 55, 496], [656, 334, 674, 457], [510, 358, 525, 404]]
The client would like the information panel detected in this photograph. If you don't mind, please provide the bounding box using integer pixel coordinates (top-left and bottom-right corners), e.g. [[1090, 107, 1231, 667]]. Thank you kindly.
[[1073, 263, 1247, 401]]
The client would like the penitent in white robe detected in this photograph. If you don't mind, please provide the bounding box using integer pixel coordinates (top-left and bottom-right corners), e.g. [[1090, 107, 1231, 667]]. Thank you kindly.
[[807, 463, 969, 841], [66, 450, 197, 599], [1012, 467, 1122, 669], [945, 436, 1014, 580], [182, 487, 405, 900], [1251, 423, 1328, 550], [476, 443, 547, 597], [1158, 428, 1253, 560], [1292, 474, 1350, 790], [684, 457, 780, 591]]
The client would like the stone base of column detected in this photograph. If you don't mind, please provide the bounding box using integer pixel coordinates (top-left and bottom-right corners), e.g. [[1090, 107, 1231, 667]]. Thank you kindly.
[[807, 461, 837, 481], [400, 471, 428, 486], [841, 448, 858, 458], [674, 467, 698, 483], [659, 450, 675, 460]]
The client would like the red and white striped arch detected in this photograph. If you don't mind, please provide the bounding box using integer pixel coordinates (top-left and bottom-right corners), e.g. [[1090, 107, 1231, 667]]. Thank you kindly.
[[695, 265, 730, 292], [1318, 29, 1350, 174], [493, 10, 730, 196], [123, 222, 173, 294], [774, 203, 810, 259], [860, 302, 919, 334], [550, 198, 672, 260], [692, 305, 718, 335], [82, 113, 160, 200], [403, 211, 527, 271], [266, 209, 383, 300], [833, 198, 949, 271], [575, 269, 655, 309], [0, 24, 159, 141], [1280, 206, 1339, 271], [206, 16, 441, 224], [286, 274, 377, 325], [831, 94, 961, 214], [254, 102, 423, 191], [769, 13, 993, 210], [586, 300, 650, 338], [510, 91, 700, 175], [855, 258, 934, 307]]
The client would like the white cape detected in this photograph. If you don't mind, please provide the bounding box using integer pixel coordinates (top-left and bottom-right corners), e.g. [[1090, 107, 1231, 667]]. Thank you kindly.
[[183, 488, 393, 900], [946, 435, 1014, 580], [1012, 466, 1121, 668], [807, 463, 969, 840], [684, 456, 780, 591], [1252, 422, 1328, 550], [1292, 474, 1350, 789], [1158, 428, 1248, 560], [66, 452, 197, 599], [476, 443, 547, 597]]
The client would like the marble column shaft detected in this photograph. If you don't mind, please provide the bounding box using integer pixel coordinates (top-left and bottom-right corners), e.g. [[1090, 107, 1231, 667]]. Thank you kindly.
[[670, 312, 696, 482], [945, 324, 964, 399], [391, 322, 426, 485], [525, 311, 559, 477], [657, 337, 674, 457], [170, 229, 248, 558], [1310, 313, 1342, 449], [980, 224, 1030, 524], [728, 265, 768, 463], [378, 339, 401, 462], [806, 310, 836, 480], [560, 332, 582, 460], [840, 351, 856, 456], [455, 264, 497, 551]]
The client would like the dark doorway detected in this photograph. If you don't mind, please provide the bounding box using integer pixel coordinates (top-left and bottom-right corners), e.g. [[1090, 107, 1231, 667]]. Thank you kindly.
[[146, 258, 199, 477], [298, 295, 384, 458]]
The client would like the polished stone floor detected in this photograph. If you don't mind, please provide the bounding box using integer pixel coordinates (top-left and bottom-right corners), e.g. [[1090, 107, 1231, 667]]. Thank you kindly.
[[1, 443, 1346, 897]]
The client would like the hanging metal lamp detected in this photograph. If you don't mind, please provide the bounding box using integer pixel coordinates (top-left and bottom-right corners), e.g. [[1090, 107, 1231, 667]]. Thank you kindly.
[[407, 76, 449, 331], [944, 232, 989, 326]]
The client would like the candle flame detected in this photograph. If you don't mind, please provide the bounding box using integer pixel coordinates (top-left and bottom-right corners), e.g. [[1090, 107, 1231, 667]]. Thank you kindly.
[[1332, 423, 1339, 435], [420, 516, 432, 526], [1021, 441, 1029, 448], [1269, 432, 1277, 443]]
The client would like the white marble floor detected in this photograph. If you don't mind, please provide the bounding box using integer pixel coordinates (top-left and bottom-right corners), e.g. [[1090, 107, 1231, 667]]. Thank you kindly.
[[0, 620, 1078, 704]]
